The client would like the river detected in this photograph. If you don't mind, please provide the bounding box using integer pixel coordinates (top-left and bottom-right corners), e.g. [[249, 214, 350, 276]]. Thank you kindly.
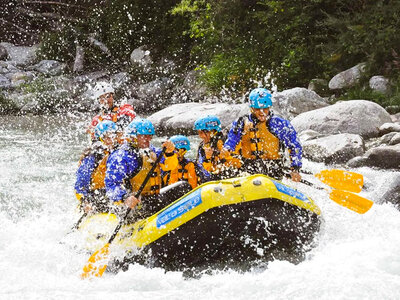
[[0, 114, 399, 299]]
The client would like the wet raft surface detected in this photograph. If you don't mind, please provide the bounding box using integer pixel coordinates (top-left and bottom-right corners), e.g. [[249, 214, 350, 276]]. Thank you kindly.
[[123, 197, 321, 272]]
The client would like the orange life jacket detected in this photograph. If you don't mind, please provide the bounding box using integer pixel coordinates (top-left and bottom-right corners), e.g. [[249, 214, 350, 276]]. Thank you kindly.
[[90, 152, 109, 190], [162, 158, 198, 189]]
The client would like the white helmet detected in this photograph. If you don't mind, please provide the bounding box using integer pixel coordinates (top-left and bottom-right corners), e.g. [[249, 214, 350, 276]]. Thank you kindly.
[[93, 82, 115, 99]]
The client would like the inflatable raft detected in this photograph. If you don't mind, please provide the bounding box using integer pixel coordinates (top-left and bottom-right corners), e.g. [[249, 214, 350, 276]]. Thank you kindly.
[[78, 174, 322, 271]]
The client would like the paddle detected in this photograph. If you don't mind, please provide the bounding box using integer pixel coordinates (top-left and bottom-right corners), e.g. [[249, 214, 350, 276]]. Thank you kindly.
[[298, 177, 373, 214], [81, 147, 167, 279], [72, 212, 88, 231], [314, 169, 363, 193]]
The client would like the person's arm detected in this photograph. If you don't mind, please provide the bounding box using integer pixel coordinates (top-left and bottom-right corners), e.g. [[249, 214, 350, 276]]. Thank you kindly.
[[153, 141, 178, 171], [269, 116, 303, 169], [223, 119, 243, 152], [105, 150, 139, 202], [75, 155, 96, 197]]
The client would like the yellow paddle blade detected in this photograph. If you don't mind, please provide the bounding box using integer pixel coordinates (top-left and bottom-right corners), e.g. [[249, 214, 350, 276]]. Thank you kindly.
[[329, 189, 373, 214], [316, 169, 363, 193], [81, 243, 110, 279]]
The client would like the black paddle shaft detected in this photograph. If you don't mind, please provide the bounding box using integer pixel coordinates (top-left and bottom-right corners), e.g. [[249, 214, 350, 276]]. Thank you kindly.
[[107, 147, 167, 244]]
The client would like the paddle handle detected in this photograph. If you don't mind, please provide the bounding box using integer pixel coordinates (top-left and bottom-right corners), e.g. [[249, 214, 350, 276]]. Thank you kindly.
[[72, 212, 88, 230], [106, 147, 167, 245]]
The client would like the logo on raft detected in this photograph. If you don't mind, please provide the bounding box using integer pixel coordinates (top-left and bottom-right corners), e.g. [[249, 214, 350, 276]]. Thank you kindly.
[[271, 180, 310, 202], [156, 189, 202, 228]]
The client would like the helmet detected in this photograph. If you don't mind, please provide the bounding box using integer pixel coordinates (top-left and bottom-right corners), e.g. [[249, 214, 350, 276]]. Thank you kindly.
[[169, 135, 190, 151], [249, 88, 272, 109], [93, 82, 115, 99], [94, 120, 117, 139], [125, 118, 155, 136], [194, 115, 221, 132]]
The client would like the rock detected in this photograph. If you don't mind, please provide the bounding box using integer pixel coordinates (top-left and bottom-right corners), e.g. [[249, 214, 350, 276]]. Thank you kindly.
[[308, 79, 329, 96], [381, 174, 400, 207], [302, 133, 365, 164], [379, 123, 400, 135], [272, 87, 329, 120], [73, 45, 85, 73], [88, 36, 111, 55], [111, 72, 131, 88], [291, 100, 392, 138], [0, 61, 19, 74], [379, 132, 398, 145], [7, 71, 35, 84], [135, 78, 172, 112], [298, 130, 325, 143], [0, 75, 11, 89], [148, 102, 249, 135], [174, 70, 207, 102], [73, 71, 108, 85], [329, 63, 366, 90], [30, 60, 66, 76], [391, 112, 400, 123], [389, 133, 400, 145], [369, 76, 391, 94], [0, 42, 38, 67], [0, 45, 8, 60], [347, 144, 400, 169], [130, 46, 152, 68]]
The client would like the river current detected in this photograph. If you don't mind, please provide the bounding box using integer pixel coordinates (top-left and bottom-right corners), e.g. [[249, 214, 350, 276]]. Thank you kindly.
[[0, 114, 399, 299]]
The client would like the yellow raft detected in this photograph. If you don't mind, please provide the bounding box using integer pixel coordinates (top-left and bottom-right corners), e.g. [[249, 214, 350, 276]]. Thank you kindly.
[[79, 174, 321, 271]]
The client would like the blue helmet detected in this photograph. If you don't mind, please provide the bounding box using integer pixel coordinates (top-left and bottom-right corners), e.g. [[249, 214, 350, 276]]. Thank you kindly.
[[249, 88, 272, 109], [169, 135, 190, 151], [125, 118, 155, 136], [194, 115, 221, 132], [94, 120, 117, 139]]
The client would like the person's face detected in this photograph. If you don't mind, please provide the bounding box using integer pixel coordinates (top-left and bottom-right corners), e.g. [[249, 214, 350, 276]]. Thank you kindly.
[[198, 130, 211, 143], [99, 93, 114, 110], [251, 108, 270, 122], [137, 134, 152, 148], [101, 132, 117, 149]]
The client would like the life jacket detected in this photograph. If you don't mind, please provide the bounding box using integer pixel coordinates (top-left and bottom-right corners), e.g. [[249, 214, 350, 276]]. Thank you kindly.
[[240, 116, 282, 161], [128, 150, 161, 196], [162, 158, 198, 189], [90, 152, 109, 190], [199, 132, 242, 173]]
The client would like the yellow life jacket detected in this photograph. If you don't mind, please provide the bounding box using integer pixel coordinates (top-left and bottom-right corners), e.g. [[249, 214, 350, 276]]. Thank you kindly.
[[90, 152, 109, 190], [129, 151, 161, 196], [163, 158, 198, 189], [240, 120, 281, 160]]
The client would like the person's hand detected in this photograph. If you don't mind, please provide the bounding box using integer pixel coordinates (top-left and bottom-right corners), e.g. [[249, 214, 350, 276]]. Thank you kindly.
[[82, 201, 92, 213], [162, 140, 175, 153], [290, 171, 301, 182], [124, 194, 141, 209], [220, 147, 230, 159], [204, 146, 214, 159]]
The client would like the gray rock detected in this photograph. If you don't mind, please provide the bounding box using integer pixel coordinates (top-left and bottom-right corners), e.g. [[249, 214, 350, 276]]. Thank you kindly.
[[272, 87, 329, 120], [73, 45, 85, 73], [389, 133, 400, 145], [31, 60, 66, 76], [0, 45, 8, 60], [347, 144, 400, 169], [148, 102, 249, 135], [379, 132, 398, 145], [174, 70, 207, 102], [329, 63, 366, 90], [291, 100, 392, 138], [0, 42, 38, 67], [302, 133, 365, 164], [381, 174, 400, 208], [135, 78, 172, 111], [379, 123, 400, 135], [298, 129, 325, 143], [0, 61, 19, 74], [369, 76, 391, 94], [7, 71, 35, 84], [111, 72, 131, 88], [0, 75, 11, 89], [391, 112, 400, 123], [130, 46, 152, 68]]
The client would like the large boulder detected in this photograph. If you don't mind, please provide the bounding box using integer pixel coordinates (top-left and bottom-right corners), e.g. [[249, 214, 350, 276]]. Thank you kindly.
[[148, 102, 249, 135], [329, 63, 366, 90], [347, 144, 400, 169], [272, 87, 329, 120], [302, 133, 365, 164], [291, 100, 392, 138], [0, 42, 38, 67], [130, 46, 152, 68]]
